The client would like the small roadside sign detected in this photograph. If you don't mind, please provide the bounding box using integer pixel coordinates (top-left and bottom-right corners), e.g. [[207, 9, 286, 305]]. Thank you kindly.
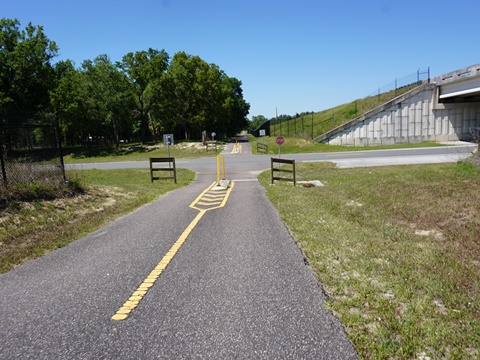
[[163, 134, 174, 158], [276, 136, 284, 158], [259, 129, 266, 136], [163, 134, 174, 146]]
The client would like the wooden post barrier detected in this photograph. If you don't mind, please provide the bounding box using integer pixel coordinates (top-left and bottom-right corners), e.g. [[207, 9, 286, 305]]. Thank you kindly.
[[271, 158, 296, 186], [257, 142, 268, 153], [150, 157, 177, 183], [205, 141, 217, 152]]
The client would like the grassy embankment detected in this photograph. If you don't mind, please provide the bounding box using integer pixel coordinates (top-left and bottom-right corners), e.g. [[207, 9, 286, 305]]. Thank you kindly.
[[259, 160, 480, 359], [267, 83, 420, 139]]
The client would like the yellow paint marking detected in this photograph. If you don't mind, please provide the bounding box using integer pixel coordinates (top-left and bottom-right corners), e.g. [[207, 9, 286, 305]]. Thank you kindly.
[[133, 290, 147, 296], [112, 181, 234, 321], [117, 309, 131, 314], [200, 196, 222, 200], [197, 201, 222, 206], [203, 194, 225, 199], [112, 314, 128, 320], [189, 181, 217, 208]]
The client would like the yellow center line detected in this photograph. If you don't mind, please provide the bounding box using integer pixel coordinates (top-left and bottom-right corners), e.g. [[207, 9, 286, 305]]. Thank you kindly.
[[111, 181, 234, 321]]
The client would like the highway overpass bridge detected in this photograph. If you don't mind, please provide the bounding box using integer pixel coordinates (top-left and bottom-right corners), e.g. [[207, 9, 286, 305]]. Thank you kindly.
[[315, 64, 480, 146]]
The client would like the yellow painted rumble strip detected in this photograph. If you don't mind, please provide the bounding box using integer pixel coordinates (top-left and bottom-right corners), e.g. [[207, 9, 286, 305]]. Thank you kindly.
[[189, 181, 217, 210], [197, 201, 222, 206], [202, 182, 234, 211], [111, 210, 206, 321], [111, 181, 234, 321], [203, 194, 225, 199]]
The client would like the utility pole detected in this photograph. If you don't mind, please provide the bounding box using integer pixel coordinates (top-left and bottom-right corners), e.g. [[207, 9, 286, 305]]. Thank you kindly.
[[277, 108, 281, 135]]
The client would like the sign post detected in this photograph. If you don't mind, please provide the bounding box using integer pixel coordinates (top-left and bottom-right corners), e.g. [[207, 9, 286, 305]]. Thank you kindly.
[[163, 134, 174, 176], [275, 135, 284, 158], [163, 134, 174, 158], [259, 129, 266, 145]]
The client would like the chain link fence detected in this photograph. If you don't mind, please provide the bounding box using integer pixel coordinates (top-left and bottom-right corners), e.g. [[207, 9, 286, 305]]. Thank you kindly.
[[366, 68, 430, 98], [270, 69, 431, 139], [0, 121, 65, 188]]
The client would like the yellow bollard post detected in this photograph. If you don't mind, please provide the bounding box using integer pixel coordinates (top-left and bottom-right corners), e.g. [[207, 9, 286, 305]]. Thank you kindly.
[[216, 154, 220, 185], [222, 155, 225, 179]]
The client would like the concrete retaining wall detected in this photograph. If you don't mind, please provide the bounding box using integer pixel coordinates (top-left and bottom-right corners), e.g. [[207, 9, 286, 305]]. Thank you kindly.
[[316, 83, 480, 146]]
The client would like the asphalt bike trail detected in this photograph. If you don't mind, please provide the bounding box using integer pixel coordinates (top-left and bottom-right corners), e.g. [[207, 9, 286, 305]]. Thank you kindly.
[[0, 136, 357, 359]]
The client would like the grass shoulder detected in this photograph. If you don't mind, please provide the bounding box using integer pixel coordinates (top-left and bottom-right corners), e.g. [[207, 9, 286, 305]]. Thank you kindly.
[[0, 168, 196, 273], [259, 161, 480, 359], [63, 140, 225, 164], [248, 134, 446, 155]]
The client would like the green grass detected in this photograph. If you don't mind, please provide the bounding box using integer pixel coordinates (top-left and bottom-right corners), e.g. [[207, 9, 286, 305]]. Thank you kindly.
[[0, 168, 195, 273], [259, 161, 480, 359], [269, 84, 420, 139], [63, 140, 225, 164], [250, 134, 445, 155]]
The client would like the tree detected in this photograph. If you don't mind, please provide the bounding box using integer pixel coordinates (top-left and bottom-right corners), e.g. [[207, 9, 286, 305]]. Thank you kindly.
[[221, 76, 250, 136], [249, 115, 268, 131], [162, 52, 250, 139], [117, 48, 169, 143], [0, 18, 58, 124], [162, 52, 204, 139], [50, 63, 92, 144], [82, 55, 134, 149]]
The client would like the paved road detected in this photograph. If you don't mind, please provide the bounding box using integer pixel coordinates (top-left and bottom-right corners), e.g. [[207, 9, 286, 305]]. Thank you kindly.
[[0, 139, 364, 358], [66, 142, 477, 178]]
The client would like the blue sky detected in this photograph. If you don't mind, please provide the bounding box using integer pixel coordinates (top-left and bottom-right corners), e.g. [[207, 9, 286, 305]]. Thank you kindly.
[[3, 0, 479, 119]]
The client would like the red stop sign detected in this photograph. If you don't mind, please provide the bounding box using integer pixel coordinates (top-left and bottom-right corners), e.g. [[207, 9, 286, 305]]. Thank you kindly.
[[276, 136, 285, 145]]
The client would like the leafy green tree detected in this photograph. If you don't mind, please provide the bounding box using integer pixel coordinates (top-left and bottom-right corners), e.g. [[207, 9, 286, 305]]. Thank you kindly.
[[249, 115, 268, 131], [197, 62, 225, 131], [162, 52, 249, 139], [0, 18, 58, 123], [50, 64, 92, 144], [162, 52, 204, 139], [117, 48, 169, 143], [52, 56, 135, 147], [82, 55, 134, 149], [221, 76, 250, 136]]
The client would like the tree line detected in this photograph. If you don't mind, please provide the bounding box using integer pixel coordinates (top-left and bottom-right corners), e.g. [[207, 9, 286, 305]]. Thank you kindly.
[[0, 18, 250, 147]]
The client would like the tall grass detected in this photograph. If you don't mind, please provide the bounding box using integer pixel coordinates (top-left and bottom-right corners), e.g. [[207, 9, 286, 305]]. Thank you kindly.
[[0, 168, 195, 273], [259, 162, 480, 359]]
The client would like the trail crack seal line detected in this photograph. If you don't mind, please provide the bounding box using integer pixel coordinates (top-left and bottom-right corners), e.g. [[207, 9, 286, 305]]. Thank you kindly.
[[111, 181, 234, 321]]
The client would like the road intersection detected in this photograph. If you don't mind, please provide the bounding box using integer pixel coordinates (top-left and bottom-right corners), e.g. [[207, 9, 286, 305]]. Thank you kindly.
[[1, 139, 476, 358]]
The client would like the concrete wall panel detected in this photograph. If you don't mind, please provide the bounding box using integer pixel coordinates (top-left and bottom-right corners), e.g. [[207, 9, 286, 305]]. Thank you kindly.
[[320, 81, 480, 146]]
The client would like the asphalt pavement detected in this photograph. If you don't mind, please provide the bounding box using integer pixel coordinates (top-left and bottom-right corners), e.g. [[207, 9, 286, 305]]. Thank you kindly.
[[0, 137, 359, 358]]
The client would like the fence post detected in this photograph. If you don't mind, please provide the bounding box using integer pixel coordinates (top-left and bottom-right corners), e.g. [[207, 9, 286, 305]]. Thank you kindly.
[[311, 113, 314, 139], [55, 113, 66, 182], [0, 140, 7, 186]]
